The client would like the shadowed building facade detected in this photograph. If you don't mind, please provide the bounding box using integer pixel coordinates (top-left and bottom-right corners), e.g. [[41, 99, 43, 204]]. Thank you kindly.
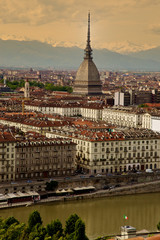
[[73, 13, 102, 96]]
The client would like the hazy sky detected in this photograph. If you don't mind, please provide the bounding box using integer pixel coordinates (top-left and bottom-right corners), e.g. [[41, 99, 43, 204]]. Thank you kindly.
[[1, 0, 160, 53]]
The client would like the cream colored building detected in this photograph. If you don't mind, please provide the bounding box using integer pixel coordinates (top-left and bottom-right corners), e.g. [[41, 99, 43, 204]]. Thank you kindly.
[[142, 113, 151, 129], [46, 129, 160, 174], [102, 107, 143, 128], [25, 102, 103, 120], [0, 117, 56, 134]]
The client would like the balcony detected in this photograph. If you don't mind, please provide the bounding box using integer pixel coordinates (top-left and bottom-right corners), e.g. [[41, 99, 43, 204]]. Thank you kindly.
[[93, 159, 97, 162], [118, 158, 124, 160], [0, 145, 6, 149]]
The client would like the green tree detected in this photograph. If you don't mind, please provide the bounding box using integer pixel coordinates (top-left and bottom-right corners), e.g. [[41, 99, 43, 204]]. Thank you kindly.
[[28, 211, 42, 231], [64, 214, 79, 235], [46, 219, 63, 238], [73, 219, 88, 240], [157, 221, 160, 230], [28, 223, 46, 240], [45, 181, 58, 191], [3, 216, 19, 230], [138, 104, 148, 108], [19, 226, 30, 240], [5, 223, 25, 240]]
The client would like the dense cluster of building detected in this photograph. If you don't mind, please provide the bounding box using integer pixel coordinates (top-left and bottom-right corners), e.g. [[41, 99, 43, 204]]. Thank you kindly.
[[0, 14, 159, 185]]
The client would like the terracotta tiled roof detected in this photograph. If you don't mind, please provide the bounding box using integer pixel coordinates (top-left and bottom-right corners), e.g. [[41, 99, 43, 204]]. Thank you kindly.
[[0, 132, 16, 142]]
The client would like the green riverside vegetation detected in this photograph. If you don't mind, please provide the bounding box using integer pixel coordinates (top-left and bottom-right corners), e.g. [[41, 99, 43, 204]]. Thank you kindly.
[[0, 211, 88, 240]]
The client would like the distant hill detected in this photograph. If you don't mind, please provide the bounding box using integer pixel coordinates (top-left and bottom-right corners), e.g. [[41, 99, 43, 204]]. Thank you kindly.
[[0, 39, 160, 71], [129, 47, 160, 63]]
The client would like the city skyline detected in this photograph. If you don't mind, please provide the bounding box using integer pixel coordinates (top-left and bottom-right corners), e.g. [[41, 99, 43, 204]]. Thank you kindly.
[[1, 0, 160, 53]]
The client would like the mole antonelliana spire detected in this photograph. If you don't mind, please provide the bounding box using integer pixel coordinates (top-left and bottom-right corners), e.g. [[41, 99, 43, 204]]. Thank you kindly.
[[73, 12, 102, 96], [84, 12, 92, 60]]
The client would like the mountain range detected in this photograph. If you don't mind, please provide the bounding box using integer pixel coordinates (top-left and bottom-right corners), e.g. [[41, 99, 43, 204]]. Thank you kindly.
[[0, 39, 160, 71]]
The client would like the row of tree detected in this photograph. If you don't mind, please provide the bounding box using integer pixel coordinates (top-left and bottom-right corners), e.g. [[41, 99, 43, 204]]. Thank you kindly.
[[1, 79, 73, 93], [0, 211, 88, 240]]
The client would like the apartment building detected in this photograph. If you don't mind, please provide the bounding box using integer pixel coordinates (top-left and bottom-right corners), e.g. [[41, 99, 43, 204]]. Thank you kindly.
[[142, 113, 151, 129], [0, 132, 17, 182], [15, 138, 76, 180], [0, 116, 63, 134], [102, 107, 143, 128], [46, 129, 160, 174], [25, 102, 103, 120]]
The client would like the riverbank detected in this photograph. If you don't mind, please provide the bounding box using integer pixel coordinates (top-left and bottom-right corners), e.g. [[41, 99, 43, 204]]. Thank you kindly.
[[0, 179, 160, 209], [39, 179, 160, 204]]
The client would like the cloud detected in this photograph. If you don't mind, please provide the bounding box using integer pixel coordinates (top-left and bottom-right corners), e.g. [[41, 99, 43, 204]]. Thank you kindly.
[[149, 24, 160, 34], [0, 0, 160, 26]]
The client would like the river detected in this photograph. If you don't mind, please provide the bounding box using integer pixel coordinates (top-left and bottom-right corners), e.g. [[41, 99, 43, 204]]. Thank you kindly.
[[0, 193, 160, 239]]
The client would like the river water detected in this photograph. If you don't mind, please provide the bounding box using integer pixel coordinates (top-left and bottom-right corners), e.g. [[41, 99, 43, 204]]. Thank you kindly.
[[0, 193, 160, 239]]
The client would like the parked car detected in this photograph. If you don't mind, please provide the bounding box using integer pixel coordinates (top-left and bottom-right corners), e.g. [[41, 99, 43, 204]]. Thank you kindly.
[[27, 180, 32, 183], [103, 185, 110, 190], [146, 169, 153, 173], [80, 175, 86, 178], [96, 174, 103, 177], [106, 173, 113, 176], [122, 172, 127, 175], [89, 175, 95, 178]]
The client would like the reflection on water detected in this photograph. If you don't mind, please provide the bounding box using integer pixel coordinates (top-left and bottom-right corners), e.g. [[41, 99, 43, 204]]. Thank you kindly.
[[0, 193, 160, 240]]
